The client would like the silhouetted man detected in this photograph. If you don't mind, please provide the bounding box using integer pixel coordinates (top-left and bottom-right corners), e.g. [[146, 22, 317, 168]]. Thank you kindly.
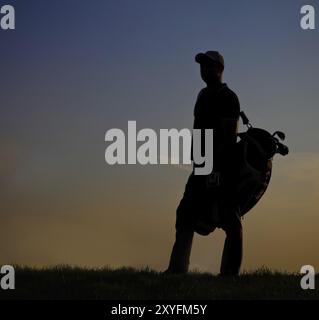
[[165, 51, 242, 276]]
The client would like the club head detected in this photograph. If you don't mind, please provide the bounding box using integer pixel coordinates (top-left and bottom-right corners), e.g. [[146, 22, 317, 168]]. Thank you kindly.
[[277, 143, 289, 156], [273, 131, 285, 141]]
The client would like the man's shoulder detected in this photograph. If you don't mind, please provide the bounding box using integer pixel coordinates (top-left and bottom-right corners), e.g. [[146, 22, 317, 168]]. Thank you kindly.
[[220, 84, 239, 100], [197, 87, 208, 98], [196, 85, 237, 100], [219, 84, 240, 117]]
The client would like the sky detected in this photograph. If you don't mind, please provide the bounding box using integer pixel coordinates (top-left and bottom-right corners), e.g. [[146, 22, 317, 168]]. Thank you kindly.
[[0, 0, 319, 273]]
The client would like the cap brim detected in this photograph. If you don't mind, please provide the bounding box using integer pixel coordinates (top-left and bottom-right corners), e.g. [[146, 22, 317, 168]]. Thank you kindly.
[[195, 53, 219, 65], [195, 53, 207, 64]]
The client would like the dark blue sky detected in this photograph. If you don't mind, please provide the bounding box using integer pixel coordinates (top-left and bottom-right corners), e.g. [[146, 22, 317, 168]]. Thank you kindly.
[[2, 0, 318, 153]]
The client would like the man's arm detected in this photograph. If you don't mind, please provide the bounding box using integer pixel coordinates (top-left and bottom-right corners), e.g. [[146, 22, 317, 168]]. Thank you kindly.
[[220, 118, 238, 146], [191, 89, 205, 162], [216, 91, 240, 171]]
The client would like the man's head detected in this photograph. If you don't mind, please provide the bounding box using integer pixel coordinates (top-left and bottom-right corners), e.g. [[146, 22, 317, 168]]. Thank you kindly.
[[195, 51, 224, 85]]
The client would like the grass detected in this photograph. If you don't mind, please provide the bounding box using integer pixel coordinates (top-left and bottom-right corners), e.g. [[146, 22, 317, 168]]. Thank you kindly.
[[0, 265, 318, 300]]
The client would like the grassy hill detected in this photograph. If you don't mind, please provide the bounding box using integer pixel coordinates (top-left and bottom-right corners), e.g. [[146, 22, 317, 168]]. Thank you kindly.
[[0, 266, 318, 300]]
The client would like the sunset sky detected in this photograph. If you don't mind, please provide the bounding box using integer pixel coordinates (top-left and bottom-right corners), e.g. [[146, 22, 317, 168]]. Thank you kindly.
[[1, 0, 318, 273]]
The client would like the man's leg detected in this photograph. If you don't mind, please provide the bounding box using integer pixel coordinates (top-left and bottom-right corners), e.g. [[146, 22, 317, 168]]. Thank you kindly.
[[165, 173, 197, 274], [165, 227, 194, 274], [220, 212, 243, 275]]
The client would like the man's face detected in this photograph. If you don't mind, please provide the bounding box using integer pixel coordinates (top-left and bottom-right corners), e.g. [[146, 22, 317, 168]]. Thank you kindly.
[[200, 61, 223, 85]]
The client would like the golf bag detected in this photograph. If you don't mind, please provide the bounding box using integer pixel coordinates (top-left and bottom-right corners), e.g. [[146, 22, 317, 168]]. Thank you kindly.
[[193, 111, 289, 235]]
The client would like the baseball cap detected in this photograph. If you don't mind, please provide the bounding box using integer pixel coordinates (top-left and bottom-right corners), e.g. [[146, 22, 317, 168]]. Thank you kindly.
[[195, 51, 225, 69]]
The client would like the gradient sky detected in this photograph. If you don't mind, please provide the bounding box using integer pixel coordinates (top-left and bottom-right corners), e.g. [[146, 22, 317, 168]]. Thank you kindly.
[[1, 0, 318, 273]]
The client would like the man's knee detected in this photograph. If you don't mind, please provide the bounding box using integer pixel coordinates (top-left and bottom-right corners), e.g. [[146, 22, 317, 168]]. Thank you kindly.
[[175, 226, 194, 241], [175, 206, 194, 232], [222, 215, 242, 238]]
